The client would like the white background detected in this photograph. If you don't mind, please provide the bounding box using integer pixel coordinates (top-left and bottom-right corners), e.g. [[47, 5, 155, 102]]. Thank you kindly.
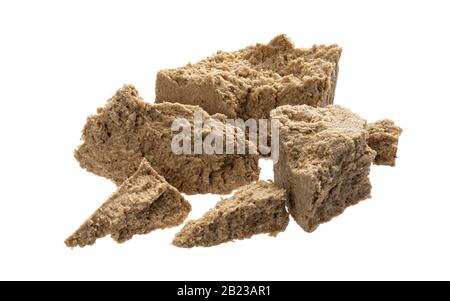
[[0, 0, 449, 281]]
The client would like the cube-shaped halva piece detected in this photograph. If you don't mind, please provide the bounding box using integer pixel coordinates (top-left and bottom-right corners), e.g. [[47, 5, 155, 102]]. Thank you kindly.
[[272, 105, 376, 232]]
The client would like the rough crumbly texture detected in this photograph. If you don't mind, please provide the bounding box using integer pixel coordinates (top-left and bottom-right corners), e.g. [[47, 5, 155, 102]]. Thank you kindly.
[[65, 159, 191, 247], [172, 181, 289, 248], [272, 105, 376, 233], [75, 85, 259, 195], [156, 34, 342, 119], [367, 119, 402, 166]]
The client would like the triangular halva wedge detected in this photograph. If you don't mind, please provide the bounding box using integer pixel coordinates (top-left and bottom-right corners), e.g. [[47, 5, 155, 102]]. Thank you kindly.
[[172, 181, 289, 248], [65, 159, 191, 248]]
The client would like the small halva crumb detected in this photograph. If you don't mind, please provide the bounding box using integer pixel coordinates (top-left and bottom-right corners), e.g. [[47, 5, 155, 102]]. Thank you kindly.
[[65, 159, 191, 247], [172, 180, 289, 248], [368, 119, 402, 166]]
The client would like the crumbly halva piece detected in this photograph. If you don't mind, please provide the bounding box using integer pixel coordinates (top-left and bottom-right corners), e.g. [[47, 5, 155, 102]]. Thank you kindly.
[[156, 34, 342, 119], [172, 181, 289, 248], [75, 85, 259, 195], [65, 159, 191, 248], [367, 119, 402, 166], [272, 105, 376, 233]]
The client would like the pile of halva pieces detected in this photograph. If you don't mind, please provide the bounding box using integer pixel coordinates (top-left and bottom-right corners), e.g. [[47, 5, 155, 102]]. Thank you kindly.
[[65, 34, 402, 248]]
